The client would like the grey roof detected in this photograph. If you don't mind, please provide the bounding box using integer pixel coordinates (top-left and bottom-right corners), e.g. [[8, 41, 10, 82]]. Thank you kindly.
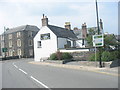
[[73, 29, 82, 39], [48, 25, 77, 40], [4, 25, 39, 34]]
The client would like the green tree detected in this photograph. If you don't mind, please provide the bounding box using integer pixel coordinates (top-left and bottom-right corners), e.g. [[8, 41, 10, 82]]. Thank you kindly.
[[104, 34, 119, 50], [85, 28, 96, 47]]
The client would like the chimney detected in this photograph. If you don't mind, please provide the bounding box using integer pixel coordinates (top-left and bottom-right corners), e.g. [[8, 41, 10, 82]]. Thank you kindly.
[[82, 22, 87, 38], [65, 22, 71, 30], [41, 14, 48, 26]]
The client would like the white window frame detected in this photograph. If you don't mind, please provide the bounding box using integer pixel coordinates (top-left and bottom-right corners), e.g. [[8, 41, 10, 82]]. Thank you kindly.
[[1, 35, 4, 40], [9, 40, 12, 48], [9, 49, 13, 56], [8, 34, 12, 39], [1, 42, 4, 48], [17, 32, 21, 38], [17, 49, 21, 56], [17, 39, 21, 47]]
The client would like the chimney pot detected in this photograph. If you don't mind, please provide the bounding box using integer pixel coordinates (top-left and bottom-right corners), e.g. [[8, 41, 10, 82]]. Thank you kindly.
[[65, 22, 71, 30]]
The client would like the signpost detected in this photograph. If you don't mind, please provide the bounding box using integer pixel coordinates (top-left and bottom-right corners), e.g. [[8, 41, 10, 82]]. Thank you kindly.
[[93, 34, 104, 67], [93, 34, 104, 47]]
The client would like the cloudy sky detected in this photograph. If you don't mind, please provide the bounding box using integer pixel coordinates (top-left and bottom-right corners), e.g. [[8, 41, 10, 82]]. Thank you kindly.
[[0, 0, 119, 35]]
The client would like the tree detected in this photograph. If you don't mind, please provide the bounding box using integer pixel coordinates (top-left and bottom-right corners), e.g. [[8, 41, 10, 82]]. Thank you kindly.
[[85, 28, 96, 47], [104, 34, 119, 51]]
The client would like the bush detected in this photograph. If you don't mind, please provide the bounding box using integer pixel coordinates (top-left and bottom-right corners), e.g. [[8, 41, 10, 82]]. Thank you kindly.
[[49, 52, 73, 60], [89, 52, 100, 61], [101, 51, 111, 62], [89, 51, 119, 62], [110, 51, 118, 60], [62, 52, 73, 60], [49, 53, 57, 60], [56, 51, 62, 60]]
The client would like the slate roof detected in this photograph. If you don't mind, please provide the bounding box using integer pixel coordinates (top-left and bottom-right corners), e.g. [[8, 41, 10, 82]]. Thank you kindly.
[[4, 25, 39, 34], [48, 25, 78, 40]]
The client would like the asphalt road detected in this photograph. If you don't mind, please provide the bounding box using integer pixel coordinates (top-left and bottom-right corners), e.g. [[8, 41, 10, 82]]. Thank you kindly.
[[2, 59, 118, 88]]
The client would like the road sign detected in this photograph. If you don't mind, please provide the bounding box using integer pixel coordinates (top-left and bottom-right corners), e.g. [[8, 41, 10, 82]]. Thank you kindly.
[[2, 48, 8, 52], [93, 34, 104, 47]]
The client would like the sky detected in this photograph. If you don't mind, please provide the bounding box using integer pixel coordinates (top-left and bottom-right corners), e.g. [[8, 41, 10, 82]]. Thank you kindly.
[[0, 0, 119, 35]]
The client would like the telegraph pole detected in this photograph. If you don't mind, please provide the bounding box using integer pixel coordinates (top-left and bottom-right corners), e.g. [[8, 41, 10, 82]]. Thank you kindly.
[[95, 0, 102, 68]]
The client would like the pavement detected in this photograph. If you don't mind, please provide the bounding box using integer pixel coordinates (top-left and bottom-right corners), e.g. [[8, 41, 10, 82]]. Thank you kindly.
[[29, 60, 119, 77]]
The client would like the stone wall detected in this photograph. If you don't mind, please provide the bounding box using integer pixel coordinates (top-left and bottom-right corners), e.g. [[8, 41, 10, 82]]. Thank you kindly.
[[70, 51, 95, 61]]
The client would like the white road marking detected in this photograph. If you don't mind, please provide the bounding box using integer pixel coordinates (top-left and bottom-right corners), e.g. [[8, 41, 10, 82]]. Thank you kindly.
[[14, 65, 18, 68], [19, 68, 28, 75], [12, 62, 51, 89], [13, 62, 18, 68], [30, 76, 50, 89]]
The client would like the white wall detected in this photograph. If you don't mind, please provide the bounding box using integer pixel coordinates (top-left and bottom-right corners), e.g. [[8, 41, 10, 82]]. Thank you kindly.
[[76, 40, 85, 48], [34, 26, 57, 61]]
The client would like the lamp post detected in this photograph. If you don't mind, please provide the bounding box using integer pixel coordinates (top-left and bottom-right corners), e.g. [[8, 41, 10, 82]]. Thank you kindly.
[[95, 0, 102, 68]]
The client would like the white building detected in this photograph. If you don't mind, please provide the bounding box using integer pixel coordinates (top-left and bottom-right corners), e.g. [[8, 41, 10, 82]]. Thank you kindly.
[[34, 15, 77, 61]]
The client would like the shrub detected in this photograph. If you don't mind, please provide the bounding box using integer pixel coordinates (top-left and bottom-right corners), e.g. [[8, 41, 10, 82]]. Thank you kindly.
[[101, 51, 111, 62], [62, 52, 73, 60], [89, 51, 118, 62], [89, 52, 100, 61], [49, 52, 73, 60], [49, 53, 57, 60], [56, 51, 62, 60], [110, 51, 118, 60]]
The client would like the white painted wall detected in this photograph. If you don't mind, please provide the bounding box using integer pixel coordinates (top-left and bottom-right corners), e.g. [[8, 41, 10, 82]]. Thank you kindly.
[[34, 26, 57, 61], [76, 40, 85, 48]]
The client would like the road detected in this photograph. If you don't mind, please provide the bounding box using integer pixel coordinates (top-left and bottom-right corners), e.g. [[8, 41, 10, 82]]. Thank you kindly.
[[2, 59, 118, 88]]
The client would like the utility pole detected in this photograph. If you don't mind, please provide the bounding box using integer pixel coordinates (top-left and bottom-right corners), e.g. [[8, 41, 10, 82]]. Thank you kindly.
[[95, 0, 102, 68]]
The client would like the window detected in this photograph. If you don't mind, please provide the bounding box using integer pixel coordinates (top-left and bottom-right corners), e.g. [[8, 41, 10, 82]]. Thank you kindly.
[[37, 41, 41, 48], [17, 32, 21, 38], [29, 49, 33, 56], [28, 31, 33, 37], [17, 39, 21, 47], [9, 49, 13, 56], [1, 42, 4, 48], [17, 49, 21, 56], [9, 40, 12, 47], [41, 33, 50, 40], [1, 35, 4, 40], [28, 40, 33, 46], [8, 34, 12, 39]]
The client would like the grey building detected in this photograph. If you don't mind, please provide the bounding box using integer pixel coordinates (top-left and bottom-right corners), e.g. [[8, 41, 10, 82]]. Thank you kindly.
[[0, 25, 39, 58]]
